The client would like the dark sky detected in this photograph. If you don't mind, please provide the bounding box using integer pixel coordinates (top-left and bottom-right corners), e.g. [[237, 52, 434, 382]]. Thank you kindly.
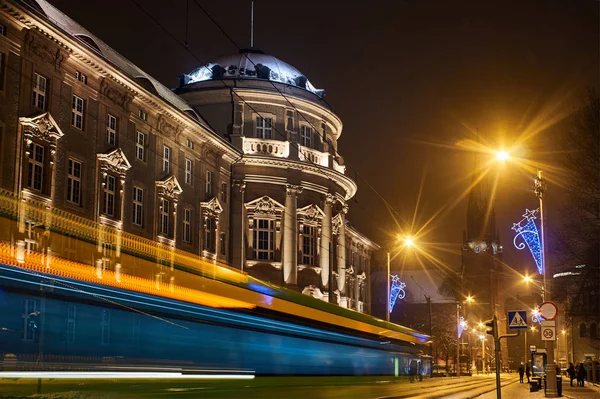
[[48, 0, 599, 276]]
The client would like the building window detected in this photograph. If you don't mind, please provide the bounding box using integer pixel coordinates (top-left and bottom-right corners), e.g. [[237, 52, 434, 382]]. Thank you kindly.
[[162, 145, 171, 174], [103, 175, 116, 216], [579, 323, 587, 338], [183, 208, 191, 243], [206, 170, 212, 197], [302, 225, 317, 265], [220, 232, 226, 255], [300, 125, 312, 147], [75, 71, 87, 84], [186, 139, 194, 149], [185, 158, 192, 185], [287, 110, 297, 142], [132, 186, 143, 226], [66, 158, 82, 205], [138, 109, 148, 121], [101, 309, 110, 344], [32, 73, 47, 110], [107, 114, 117, 145], [204, 217, 214, 252], [71, 94, 84, 130], [220, 182, 227, 203], [160, 199, 169, 236], [136, 131, 145, 161], [66, 304, 76, 343], [27, 142, 44, 192], [321, 121, 327, 143], [255, 116, 272, 139], [22, 299, 39, 341], [253, 219, 274, 261]]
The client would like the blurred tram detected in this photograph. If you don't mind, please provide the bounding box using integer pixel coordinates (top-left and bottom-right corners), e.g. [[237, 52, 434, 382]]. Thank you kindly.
[[0, 190, 430, 376]]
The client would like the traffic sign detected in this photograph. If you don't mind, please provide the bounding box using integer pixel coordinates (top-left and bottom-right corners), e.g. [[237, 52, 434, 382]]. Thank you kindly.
[[539, 301, 558, 320], [541, 320, 556, 341], [508, 310, 528, 329]]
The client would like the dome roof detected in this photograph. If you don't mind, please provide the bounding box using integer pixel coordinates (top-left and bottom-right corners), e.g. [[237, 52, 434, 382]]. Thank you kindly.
[[183, 49, 325, 98]]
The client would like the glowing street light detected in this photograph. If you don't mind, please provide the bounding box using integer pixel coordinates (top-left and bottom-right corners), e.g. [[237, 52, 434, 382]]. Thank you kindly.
[[404, 237, 414, 247], [495, 150, 510, 161], [523, 275, 532, 283]]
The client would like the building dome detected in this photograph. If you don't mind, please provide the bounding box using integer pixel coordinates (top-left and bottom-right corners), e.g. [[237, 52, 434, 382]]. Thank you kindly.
[[181, 48, 325, 98]]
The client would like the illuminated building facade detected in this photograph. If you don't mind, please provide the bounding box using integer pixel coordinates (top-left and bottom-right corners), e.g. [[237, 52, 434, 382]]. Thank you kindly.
[[0, 0, 376, 313]]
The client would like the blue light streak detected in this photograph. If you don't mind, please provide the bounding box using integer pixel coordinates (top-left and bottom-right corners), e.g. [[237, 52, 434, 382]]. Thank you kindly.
[[389, 275, 406, 314], [458, 316, 466, 338], [512, 208, 543, 274]]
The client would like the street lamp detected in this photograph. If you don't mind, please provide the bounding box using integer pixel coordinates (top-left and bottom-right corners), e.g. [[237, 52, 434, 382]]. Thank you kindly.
[[495, 150, 510, 161]]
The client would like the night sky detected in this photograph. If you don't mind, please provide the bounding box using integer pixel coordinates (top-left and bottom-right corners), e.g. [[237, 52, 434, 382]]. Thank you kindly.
[[48, 0, 599, 277]]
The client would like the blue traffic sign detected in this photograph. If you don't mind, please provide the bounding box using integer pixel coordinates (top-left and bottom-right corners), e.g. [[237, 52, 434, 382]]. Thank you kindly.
[[508, 310, 528, 329]]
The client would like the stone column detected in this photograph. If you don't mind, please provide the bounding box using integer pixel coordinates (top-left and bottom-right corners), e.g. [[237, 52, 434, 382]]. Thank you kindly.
[[337, 204, 348, 294], [283, 185, 301, 285], [319, 194, 335, 288]]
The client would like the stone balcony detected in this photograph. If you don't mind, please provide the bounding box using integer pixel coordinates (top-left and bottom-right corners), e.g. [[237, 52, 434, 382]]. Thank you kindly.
[[298, 145, 329, 167], [242, 137, 290, 158]]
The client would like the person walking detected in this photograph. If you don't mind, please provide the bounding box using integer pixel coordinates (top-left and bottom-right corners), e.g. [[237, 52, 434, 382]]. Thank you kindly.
[[525, 362, 531, 383], [567, 362, 576, 387], [518, 363, 525, 383], [577, 362, 586, 387]]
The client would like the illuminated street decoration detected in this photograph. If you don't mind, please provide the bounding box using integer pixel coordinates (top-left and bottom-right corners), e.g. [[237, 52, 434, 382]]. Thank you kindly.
[[512, 208, 543, 274], [389, 275, 406, 314], [458, 316, 467, 338], [531, 306, 543, 324]]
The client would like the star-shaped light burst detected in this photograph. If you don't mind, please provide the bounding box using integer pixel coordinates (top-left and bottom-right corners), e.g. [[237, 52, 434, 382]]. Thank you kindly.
[[389, 275, 406, 314], [512, 208, 543, 275]]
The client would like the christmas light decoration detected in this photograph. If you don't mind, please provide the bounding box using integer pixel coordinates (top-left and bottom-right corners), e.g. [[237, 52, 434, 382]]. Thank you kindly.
[[389, 275, 406, 314], [458, 316, 467, 338], [512, 208, 543, 274]]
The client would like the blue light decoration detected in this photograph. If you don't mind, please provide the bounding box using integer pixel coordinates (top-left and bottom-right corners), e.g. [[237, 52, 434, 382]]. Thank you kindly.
[[512, 208, 543, 275], [531, 306, 543, 325], [389, 275, 406, 314], [458, 316, 467, 338]]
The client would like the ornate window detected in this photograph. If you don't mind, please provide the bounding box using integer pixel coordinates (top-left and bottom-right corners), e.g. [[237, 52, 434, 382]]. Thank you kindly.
[[27, 142, 44, 192], [107, 114, 117, 145], [71, 95, 84, 130], [302, 224, 318, 265], [200, 197, 223, 256], [183, 208, 192, 243], [155, 175, 182, 243], [253, 219, 274, 260], [204, 217, 214, 252], [256, 116, 272, 139], [185, 158, 192, 185], [103, 175, 116, 216], [132, 186, 143, 226], [300, 125, 312, 147], [32, 73, 47, 110], [160, 199, 170, 236], [135, 131, 145, 161], [579, 322, 587, 338], [66, 158, 82, 205]]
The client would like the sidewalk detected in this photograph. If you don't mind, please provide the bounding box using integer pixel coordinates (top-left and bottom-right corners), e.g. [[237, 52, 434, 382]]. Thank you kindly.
[[476, 379, 600, 399]]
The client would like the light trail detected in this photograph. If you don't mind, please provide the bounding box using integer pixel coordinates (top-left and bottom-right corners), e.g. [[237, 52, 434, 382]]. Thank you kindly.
[[0, 371, 255, 379]]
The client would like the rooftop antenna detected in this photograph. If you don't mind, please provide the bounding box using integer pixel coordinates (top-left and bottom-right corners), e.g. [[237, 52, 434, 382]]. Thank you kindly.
[[250, 0, 254, 47]]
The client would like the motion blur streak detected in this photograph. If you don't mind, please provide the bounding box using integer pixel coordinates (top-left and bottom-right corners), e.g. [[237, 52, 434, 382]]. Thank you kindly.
[[0, 371, 255, 379]]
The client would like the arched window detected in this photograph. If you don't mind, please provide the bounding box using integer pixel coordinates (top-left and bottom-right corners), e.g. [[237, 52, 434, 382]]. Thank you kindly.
[[591, 323, 598, 339], [579, 322, 587, 338]]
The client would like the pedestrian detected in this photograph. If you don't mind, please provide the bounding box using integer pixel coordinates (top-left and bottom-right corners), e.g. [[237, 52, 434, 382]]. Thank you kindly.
[[518, 363, 524, 383], [418, 361, 423, 382], [409, 359, 417, 383], [525, 362, 531, 383], [567, 362, 576, 387], [577, 362, 586, 387]]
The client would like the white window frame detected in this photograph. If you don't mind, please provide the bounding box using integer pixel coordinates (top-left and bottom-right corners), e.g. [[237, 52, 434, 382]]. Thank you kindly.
[[71, 94, 84, 130], [186, 139, 194, 149], [253, 219, 274, 261], [302, 224, 318, 265], [206, 170, 212, 197], [185, 158, 192, 185], [160, 199, 169, 236], [300, 125, 312, 148], [66, 158, 82, 205], [32, 73, 46, 110], [136, 131, 145, 161], [27, 142, 44, 192], [138, 109, 148, 121], [255, 116, 273, 139], [103, 175, 116, 216], [107, 114, 117, 145], [183, 208, 192, 243], [66, 304, 76, 343], [132, 186, 143, 227], [162, 145, 170, 174]]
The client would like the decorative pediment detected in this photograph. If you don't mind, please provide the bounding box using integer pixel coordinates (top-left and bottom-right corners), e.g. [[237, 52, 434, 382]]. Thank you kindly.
[[332, 213, 344, 234], [20, 112, 64, 143], [200, 197, 223, 217], [97, 148, 131, 176], [245, 195, 285, 215], [298, 204, 325, 223], [156, 175, 183, 200]]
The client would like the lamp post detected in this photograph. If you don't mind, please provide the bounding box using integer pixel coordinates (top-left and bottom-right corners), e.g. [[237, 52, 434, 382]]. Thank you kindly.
[[386, 237, 414, 322]]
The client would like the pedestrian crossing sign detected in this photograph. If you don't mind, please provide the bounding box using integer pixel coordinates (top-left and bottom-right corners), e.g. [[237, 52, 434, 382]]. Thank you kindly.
[[508, 310, 528, 329]]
